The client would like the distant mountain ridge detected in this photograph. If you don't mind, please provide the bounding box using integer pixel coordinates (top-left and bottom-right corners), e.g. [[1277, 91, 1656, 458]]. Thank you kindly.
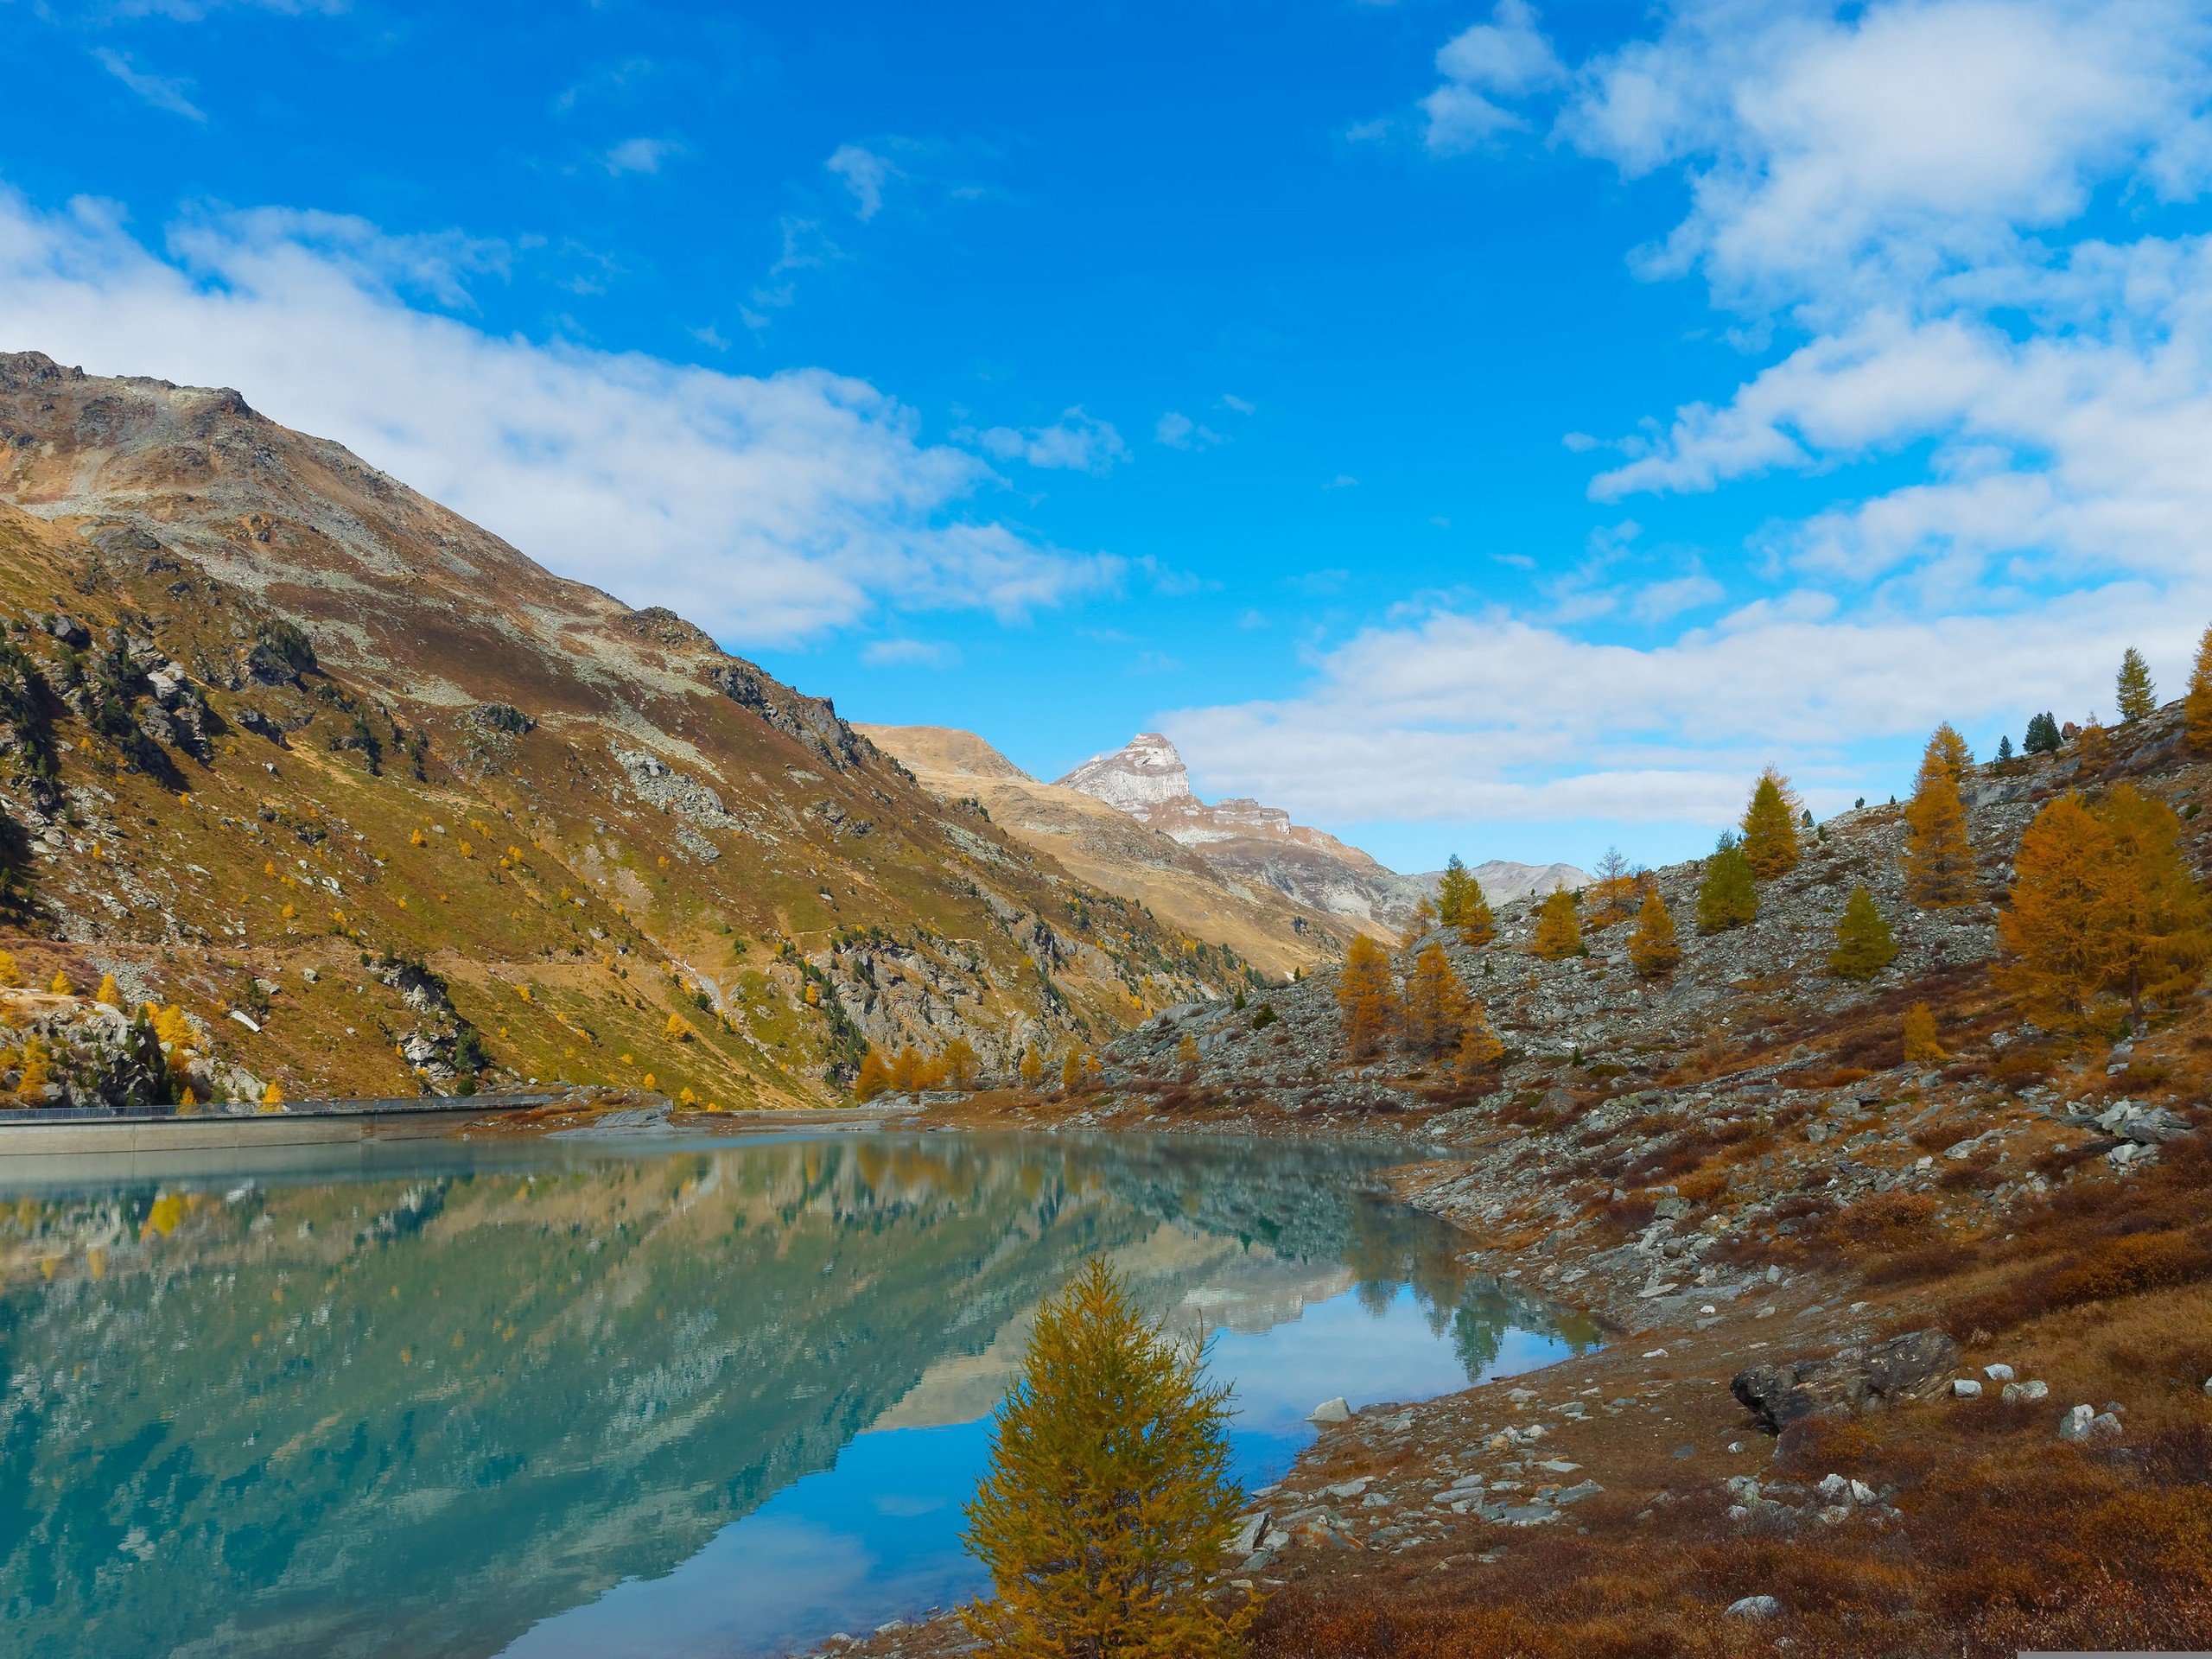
[[856, 724, 1367, 975], [1054, 733, 1587, 930]]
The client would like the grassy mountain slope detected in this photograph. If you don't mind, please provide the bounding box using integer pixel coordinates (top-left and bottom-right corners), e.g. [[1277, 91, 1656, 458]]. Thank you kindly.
[[0, 351, 1235, 1107]]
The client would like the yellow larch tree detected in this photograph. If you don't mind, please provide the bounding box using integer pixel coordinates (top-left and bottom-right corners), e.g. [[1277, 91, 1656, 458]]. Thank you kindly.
[[1529, 889, 1583, 960], [1436, 855, 1494, 946], [1903, 1003, 1944, 1065], [1739, 767, 1802, 880], [1454, 1003, 1506, 1075], [1999, 785, 2210, 1028], [961, 1259, 1255, 1659], [1922, 722, 1974, 787], [855, 1049, 892, 1101], [1628, 885, 1680, 976], [1402, 944, 1470, 1058], [1336, 933, 1395, 1058], [1904, 733, 1978, 907], [942, 1034, 981, 1089], [2185, 623, 2212, 750]]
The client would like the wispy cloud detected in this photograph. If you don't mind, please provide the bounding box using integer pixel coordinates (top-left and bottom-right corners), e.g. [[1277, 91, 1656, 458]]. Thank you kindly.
[[0, 188, 1117, 643], [861, 639, 963, 669], [965, 407, 1129, 474], [1421, 0, 1567, 152], [93, 49, 206, 122], [827, 144, 894, 220], [1154, 410, 1223, 449], [603, 137, 679, 176]]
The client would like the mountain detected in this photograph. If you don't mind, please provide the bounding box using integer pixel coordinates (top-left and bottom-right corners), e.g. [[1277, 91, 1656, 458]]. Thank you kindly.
[[1055, 733, 1587, 929], [856, 725, 1366, 976], [0, 350, 1236, 1106]]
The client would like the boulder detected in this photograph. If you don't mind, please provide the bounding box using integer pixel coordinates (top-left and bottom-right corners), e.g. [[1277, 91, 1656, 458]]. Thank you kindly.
[[1731, 1329, 1960, 1433], [2002, 1379, 2050, 1403], [1726, 1595, 1783, 1618], [2058, 1404, 2096, 1441], [1307, 1396, 1351, 1424]]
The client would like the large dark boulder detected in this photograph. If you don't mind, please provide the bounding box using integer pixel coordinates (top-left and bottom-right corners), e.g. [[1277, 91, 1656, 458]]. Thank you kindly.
[[1731, 1329, 1959, 1433]]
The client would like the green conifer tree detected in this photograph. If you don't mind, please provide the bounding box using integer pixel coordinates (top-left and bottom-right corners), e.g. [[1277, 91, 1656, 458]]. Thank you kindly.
[[1828, 886, 1897, 981], [1439, 854, 1496, 947], [2116, 646, 2157, 723], [1696, 835, 1758, 934], [2024, 711, 2062, 754]]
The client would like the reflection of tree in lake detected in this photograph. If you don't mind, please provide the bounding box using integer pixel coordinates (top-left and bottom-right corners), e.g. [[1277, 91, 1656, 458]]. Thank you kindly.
[[0, 1135, 1580, 1658]]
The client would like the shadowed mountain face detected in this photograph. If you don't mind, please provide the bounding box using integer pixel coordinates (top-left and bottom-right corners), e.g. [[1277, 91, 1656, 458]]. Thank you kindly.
[[858, 725, 1367, 977], [0, 1134, 1589, 1658], [0, 352, 1241, 1103]]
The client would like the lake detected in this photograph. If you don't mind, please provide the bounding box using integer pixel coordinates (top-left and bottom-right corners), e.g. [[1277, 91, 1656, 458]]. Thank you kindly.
[[0, 1130, 1599, 1658]]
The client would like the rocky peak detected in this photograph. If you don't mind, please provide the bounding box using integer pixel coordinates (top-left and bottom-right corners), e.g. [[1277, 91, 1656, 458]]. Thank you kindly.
[[1057, 733, 1196, 816]]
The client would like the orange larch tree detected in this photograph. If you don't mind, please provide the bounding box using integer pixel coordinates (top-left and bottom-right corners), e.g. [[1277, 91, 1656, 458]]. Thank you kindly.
[[1904, 734, 1978, 907], [1336, 933, 1395, 1058], [2186, 623, 2212, 751], [1998, 785, 2211, 1029], [1402, 943, 1471, 1057]]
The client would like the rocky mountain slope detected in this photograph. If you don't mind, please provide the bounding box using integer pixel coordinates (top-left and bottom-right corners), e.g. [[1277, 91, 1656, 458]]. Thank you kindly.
[[868, 697, 2212, 1659], [857, 723, 1366, 976], [0, 350, 1239, 1108], [1056, 732, 1586, 930]]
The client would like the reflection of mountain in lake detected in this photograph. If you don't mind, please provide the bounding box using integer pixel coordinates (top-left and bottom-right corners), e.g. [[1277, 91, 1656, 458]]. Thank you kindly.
[[0, 1135, 1587, 1659]]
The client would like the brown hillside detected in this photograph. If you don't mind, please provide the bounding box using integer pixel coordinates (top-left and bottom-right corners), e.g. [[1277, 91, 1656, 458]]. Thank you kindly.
[[0, 350, 1243, 1108], [860, 723, 1365, 978]]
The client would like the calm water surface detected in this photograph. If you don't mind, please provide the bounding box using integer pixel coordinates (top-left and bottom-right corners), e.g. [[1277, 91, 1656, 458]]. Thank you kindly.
[[0, 1131, 1599, 1658]]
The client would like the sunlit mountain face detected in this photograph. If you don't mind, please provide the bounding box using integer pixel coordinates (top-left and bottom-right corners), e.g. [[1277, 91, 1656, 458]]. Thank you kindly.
[[0, 1134, 1596, 1657]]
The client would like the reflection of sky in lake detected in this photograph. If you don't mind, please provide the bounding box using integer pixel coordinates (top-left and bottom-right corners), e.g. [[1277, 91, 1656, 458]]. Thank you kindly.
[[506, 1283, 1575, 1659]]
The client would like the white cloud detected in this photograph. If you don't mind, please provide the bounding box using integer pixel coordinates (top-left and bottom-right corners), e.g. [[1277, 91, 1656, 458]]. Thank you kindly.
[[1165, 585, 2201, 826], [861, 639, 962, 669], [968, 407, 1129, 473], [1422, 0, 1567, 152], [92, 49, 206, 122], [1565, 0, 2212, 307], [1211, 0, 2212, 845], [603, 137, 678, 176], [0, 188, 1117, 642], [1154, 410, 1223, 449], [827, 145, 893, 220]]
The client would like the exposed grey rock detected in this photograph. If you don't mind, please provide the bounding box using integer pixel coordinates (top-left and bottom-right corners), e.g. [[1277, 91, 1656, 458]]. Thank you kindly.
[[2058, 1403, 2096, 1441], [2002, 1379, 2049, 1403], [1730, 1329, 1959, 1433], [1726, 1595, 1783, 1618], [1307, 1396, 1351, 1424]]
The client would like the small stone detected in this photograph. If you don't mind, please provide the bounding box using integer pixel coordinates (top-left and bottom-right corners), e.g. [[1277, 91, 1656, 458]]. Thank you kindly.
[[2058, 1404, 2096, 1441], [1324, 1478, 1372, 1499], [1643, 1348, 1669, 1359], [2202, 1376, 2212, 1399], [1726, 1594, 1783, 1618], [2089, 1411, 2124, 1441], [1952, 1378, 1982, 1398], [2001, 1379, 2049, 1403], [1671, 1444, 1696, 1459], [1307, 1396, 1351, 1424], [1982, 1363, 2015, 1382], [1554, 1479, 1605, 1505]]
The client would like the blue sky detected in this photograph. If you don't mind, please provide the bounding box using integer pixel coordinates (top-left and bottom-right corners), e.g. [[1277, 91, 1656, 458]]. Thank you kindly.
[[5, 1, 2212, 874]]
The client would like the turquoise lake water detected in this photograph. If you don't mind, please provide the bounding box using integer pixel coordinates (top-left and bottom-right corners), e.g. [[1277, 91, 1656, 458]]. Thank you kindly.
[[0, 1131, 1598, 1657]]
